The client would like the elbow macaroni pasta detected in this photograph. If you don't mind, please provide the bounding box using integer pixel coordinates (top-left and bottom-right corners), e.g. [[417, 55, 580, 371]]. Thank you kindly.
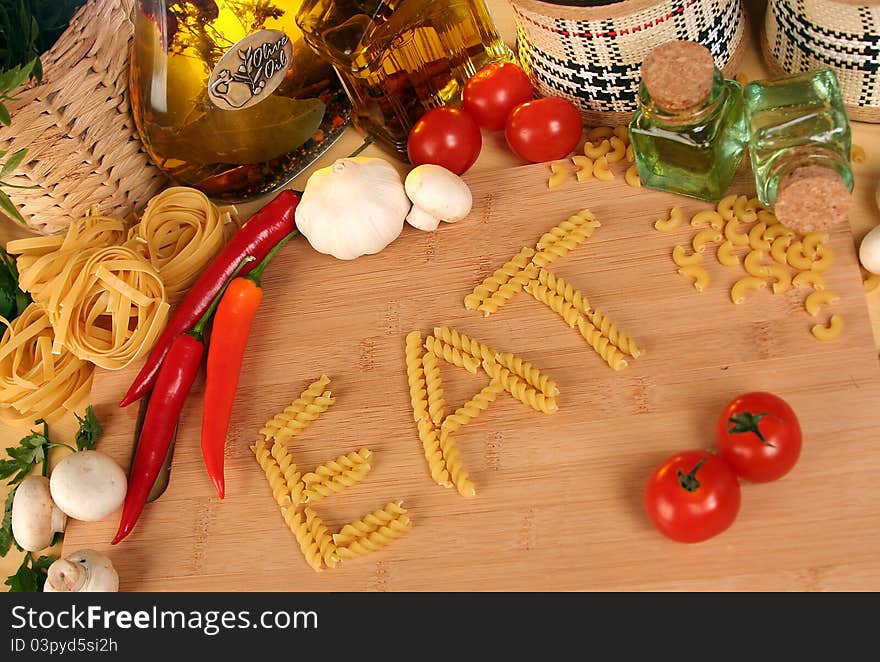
[[673, 244, 703, 267], [548, 162, 569, 189], [606, 137, 627, 163], [716, 240, 740, 267], [802, 232, 829, 258], [724, 217, 750, 247], [733, 195, 757, 223], [717, 194, 738, 221], [654, 207, 684, 232], [592, 156, 614, 182], [812, 314, 844, 341], [804, 290, 839, 316], [793, 270, 826, 290], [584, 139, 611, 159], [571, 155, 593, 182], [786, 242, 814, 271], [731, 276, 767, 304], [692, 228, 723, 253], [744, 250, 769, 278], [626, 143, 635, 163], [765, 262, 792, 294], [625, 165, 641, 188], [691, 210, 724, 229], [748, 222, 771, 251], [771, 236, 792, 265], [811, 243, 834, 272], [678, 265, 709, 292]]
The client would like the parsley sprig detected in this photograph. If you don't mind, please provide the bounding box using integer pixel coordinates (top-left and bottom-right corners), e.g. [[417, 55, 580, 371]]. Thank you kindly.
[[4, 551, 55, 592]]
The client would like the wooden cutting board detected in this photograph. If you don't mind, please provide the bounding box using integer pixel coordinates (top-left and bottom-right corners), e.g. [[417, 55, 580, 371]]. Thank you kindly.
[[63, 162, 880, 591]]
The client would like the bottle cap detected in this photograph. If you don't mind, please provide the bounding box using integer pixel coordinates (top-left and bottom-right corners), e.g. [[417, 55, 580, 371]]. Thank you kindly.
[[641, 41, 715, 112], [774, 165, 851, 233]]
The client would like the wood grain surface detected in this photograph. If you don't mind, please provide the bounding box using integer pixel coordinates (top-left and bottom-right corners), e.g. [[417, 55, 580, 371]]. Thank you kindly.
[[62, 164, 880, 591]]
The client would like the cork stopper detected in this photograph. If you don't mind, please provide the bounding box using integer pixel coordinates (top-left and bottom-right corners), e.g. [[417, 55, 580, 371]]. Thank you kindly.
[[641, 41, 716, 112], [774, 165, 851, 233]]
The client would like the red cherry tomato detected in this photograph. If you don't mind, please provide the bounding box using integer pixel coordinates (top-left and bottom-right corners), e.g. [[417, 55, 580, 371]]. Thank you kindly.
[[463, 62, 534, 131], [644, 451, 741, 544], [504, 97, 583, 163], [407, 107, 482, 175], [716, 392, 802, 483]]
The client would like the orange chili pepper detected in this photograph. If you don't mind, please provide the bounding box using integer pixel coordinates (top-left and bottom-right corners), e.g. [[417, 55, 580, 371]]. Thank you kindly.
[[201, 232, 296, 498]]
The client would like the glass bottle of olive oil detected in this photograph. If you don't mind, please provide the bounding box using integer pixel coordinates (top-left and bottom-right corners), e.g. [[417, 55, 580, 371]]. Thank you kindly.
[[130, 0, 351, 201], [629, 41, 747, 202], [296, 0, 510, 159]]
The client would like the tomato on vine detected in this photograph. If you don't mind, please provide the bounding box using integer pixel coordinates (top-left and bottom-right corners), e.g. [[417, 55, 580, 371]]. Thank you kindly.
[[716, 392, 802, 483]]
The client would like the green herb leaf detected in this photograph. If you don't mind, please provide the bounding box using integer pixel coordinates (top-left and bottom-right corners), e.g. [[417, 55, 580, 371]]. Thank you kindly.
[[0, 245, 29, 322], [0, 188, 26, 224], [4, 552, 56, 592], [74, 406, 102, 451], [0, 102, 9, 126], [0, 419, 50, 485], [0, 486, 16, 557], [0, 146, 26, 178]]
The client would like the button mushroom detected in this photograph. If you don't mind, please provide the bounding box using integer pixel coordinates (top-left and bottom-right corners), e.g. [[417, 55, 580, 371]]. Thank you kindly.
[[44, 549, 119, 592], [11, 475, 67, 552], [49, 450, 127, 522], [404, 164, 473, 231]]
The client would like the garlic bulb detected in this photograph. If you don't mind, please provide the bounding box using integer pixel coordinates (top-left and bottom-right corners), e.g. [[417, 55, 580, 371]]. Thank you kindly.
[[295, 157, 411, 260]]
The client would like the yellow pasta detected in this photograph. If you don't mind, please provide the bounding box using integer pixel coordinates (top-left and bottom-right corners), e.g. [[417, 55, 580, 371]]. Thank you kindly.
[[744, 250, 770, 278], [525, 281, 582, 328], [625, 164, 641, 188], [301, 449, 373, 503], [584, 139, 611, 159], [335, 517, 413, 560], [811, 243, 834, 272], [672, 244, 703, 267], [757, 209, 779, 226], [575, 319, 629, 371], [584, 307, 643, 359], [716, 240, 740, 267], [851, 144, 866, 163], [531, 212, 600, 268], [571, 155, 593, 182], [476, 264, 537, 316], [765, 263, 793, 295], [747, 197, 764, 213], [802, 232, 829, 257], [592, 156, 614, 182], [332, 501, 410, 547], [548, 161, 569, 189], [252, 441, 293, 508], [259, 375, 332, 441], [494, 351, 559, 397], [731, 276, 767, 304], [793, 270, 826, 290], [0, 304, 93, 426], [425, 335, 480, 374], [534, 268, 590, 316], [733, 195, 757, 223], [654, 207, 684, 232], [130, 186, 232, 302], [417, 418, 452, 488], [716, 194, 738, 221], [692, 228, 723, 253], [812, 314, 844, 341], [787, 242, 814, 271], [771, 236, 792, 265], [404, 331, 429, 422], [431, 326, 496, 363], [804, 290, 839, 316], [439, 380, 504, 441], [283, 507, 337, 572], [678, 265, 710, 292], [763, 224, 795, 241], [613, 125, 630, 144], [724, 217, 750, 247], [626, 143, 635, 163], [464, 247, 535, 311], [483, 359, 561, 411], [691, 210, 724, 229], [271, 441, 304, 506], [748, 222, 771, 251], [606, 136, 627, 163], [421, 348, 446, 426]]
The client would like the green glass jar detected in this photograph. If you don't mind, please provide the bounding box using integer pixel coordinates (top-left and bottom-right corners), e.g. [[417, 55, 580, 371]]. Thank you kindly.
[[744, 69, 852, 232], [629, 41, 747, 202]]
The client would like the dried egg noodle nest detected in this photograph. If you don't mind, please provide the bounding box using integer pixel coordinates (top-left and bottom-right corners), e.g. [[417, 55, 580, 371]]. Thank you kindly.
[[0, 304, 93, 426], [43, 245, 169, 370], [129, 187, 231, 303]]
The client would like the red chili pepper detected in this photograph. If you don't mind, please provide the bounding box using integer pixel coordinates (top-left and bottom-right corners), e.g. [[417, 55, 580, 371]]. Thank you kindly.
[[200, 233, 295, 499], [119, 189, 300, 408], [112, 257, 255, 545]]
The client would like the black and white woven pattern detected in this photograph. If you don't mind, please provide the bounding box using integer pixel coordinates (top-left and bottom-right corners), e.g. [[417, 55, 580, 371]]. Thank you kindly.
[[764, 0, 880, 122], [511, 0, 747, 125]]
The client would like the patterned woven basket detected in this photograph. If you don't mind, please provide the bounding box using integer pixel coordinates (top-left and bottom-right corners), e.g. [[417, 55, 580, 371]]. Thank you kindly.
[[0, 0, 166, 235], [763, 0, 880, 123], [510, 0, 750, 126]]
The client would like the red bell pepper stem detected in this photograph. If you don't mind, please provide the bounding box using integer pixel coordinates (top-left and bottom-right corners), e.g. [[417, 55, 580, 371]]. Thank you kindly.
[[112, 256, 255, 545], [201, 232, 297, 499], [119, 190, 300, 408]]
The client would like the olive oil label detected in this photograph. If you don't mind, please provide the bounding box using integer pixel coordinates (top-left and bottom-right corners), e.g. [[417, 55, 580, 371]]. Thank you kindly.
[[208, 29, 292, 111]]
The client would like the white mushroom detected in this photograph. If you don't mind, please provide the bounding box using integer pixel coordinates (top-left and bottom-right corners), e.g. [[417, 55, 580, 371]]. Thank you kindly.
[[49, 450, 127, 522], [44, 549, 118, 592], [404, 164, 473, 232], [11, 475, 67, 552]]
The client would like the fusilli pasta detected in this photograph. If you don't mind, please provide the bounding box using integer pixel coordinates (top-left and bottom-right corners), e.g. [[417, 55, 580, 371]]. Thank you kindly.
[[271, 441, 304, 506], [464, 247, 535, 311], [439, 380, 504, 441], [260, 375, 333, 441], [425, 335, 480, 374], [335, 518, 413, 560], [283, 507, 337, 572], [332, 501, 410, 547], [301, 449, 373, 503], [495, 351, 559, 397], [418, 418, 452, 488], [483, 359, 560, 413], [421, 348, 446, 425], [431, 326, 497, 363], [404, 331, 429, 423], [252, 441, 293, 507]]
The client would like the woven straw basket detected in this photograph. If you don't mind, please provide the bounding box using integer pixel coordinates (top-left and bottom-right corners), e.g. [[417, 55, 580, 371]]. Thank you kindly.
[[763, 0, 880, 123], [510, 0, 750, 126], [0, 0, 166, 235]]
